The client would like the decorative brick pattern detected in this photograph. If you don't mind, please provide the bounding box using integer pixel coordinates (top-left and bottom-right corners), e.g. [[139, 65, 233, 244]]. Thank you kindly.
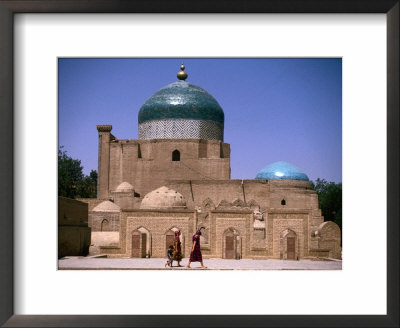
[[270, 216, 307, 258], [139, 119, 223, 140], [100, 211, 195, 258]]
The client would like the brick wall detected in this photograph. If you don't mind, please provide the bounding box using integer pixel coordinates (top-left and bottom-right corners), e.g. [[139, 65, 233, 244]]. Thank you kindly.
[[97, 128, 231, 199]]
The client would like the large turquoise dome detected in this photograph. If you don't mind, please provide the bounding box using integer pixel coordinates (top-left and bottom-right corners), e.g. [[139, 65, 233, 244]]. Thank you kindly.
[[138, 81, 224, 126], [138, 67, 225, 140], [255, 162, 309, 181]]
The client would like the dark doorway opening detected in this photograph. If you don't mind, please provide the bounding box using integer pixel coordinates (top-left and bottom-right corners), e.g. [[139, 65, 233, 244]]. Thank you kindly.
[[225, 235, 235, 259], [287, 237, 295, 260], [132, 234, 140, 258]]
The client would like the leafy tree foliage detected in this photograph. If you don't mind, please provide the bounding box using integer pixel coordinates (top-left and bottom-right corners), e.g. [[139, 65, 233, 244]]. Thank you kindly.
[[311, 178, 342, 230], [58, 146, 97, 199], [76, 170, 98, 198], [58, 147, 84, 198]]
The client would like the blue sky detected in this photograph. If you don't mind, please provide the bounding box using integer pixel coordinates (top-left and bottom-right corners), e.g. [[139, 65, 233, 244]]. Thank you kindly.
[[58, 58, 342, 183]]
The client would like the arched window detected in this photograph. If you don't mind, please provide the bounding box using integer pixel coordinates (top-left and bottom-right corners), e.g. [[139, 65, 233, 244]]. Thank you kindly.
[[101, 219, 110, 231], [281, 199, 286, 206], [172, 150, 180, 161]]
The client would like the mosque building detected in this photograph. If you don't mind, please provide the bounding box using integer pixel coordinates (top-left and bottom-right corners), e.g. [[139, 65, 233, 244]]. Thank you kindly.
[[84, 63, 341, 260]]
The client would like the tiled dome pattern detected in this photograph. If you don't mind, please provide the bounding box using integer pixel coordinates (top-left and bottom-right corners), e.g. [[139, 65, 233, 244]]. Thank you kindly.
[[255, 161, 309, 181], [138, 80, 224, 140]]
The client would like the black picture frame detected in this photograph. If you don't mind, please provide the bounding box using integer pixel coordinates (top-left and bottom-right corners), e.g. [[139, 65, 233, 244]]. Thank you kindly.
[[0, 1, 398, 327]]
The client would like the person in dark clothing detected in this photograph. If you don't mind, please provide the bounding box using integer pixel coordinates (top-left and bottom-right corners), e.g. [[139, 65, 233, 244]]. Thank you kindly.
[[165, 245, 174, 268], [186, 229, 206, 269], [172, 230, 183, 267]]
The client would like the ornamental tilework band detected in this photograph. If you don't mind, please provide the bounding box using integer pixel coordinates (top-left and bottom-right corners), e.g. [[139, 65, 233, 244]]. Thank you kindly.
[[138, 119, 223, 140]]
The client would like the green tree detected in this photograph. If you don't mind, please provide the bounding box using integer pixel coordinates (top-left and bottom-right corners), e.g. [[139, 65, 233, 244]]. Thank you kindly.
[[58, 146, 97, 199], [76, 170, 97, 198], [311, 178, 342, 230], [58, 147, 84, 198]]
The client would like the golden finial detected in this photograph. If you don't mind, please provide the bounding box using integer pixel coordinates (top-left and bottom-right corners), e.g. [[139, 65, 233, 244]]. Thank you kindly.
[[177, 62, 188, 81]]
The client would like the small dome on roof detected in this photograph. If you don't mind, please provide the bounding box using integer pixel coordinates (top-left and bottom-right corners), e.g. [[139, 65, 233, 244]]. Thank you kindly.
[[115, 182, 134, 192], [140, 186, 186, 209], [92, 200, 120, 212], [255, 161, 309, 181]]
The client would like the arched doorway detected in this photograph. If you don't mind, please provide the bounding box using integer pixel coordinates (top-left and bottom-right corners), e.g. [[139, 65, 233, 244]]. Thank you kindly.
[[225, 235, 235, 259], [223, 228, 241, 259], [131, 228, 150, 258], [280, 229, 298, 260], [287, 237, 295, 260]]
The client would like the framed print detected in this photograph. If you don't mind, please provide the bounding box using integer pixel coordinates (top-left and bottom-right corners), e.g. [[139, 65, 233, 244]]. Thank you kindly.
[[0, 1, 398, 327]]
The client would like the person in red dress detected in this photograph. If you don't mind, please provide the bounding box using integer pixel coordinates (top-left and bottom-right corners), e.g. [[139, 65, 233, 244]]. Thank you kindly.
[[186, 229, 207, 269]]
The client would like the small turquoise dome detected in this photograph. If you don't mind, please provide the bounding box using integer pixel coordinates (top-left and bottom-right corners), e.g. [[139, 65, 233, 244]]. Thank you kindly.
[[138, 81, 224, 125], [255, 161, 309, 181]]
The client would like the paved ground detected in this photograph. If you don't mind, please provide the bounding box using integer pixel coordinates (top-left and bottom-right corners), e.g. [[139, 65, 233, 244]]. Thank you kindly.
[[58, 257, 342, 270]]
